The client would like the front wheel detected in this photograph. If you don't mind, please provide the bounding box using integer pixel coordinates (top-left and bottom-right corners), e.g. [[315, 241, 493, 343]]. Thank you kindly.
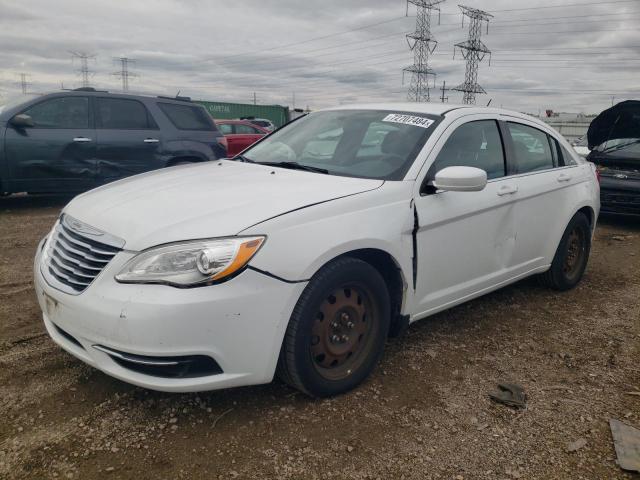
[[277, 257, 390, 397], [539, 212, 591, 291]]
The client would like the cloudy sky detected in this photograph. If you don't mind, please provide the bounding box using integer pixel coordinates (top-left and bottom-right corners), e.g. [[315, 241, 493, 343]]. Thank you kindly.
[[1, 0, 639, 114]]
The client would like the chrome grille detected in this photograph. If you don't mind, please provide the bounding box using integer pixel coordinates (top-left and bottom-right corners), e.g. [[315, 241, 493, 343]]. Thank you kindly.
[[43, 215, 124, 294]]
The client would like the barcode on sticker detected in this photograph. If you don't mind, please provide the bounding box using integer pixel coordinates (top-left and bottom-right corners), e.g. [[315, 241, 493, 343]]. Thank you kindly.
[[382, 114, 434, 129]]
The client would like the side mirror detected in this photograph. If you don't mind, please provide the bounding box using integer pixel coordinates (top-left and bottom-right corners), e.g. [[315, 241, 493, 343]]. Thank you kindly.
[[10, 114, 35, 128], [433, 166, 487, 192]]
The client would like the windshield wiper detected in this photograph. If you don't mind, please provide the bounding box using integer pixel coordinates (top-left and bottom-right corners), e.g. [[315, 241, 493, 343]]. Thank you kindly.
[[257, 161, 329, 174], [599, 139, 640, 153], [233, 154, 256, 163]]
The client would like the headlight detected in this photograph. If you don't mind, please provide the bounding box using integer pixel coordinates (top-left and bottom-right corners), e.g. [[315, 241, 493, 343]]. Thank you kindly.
[[115, 236, 265, 287]]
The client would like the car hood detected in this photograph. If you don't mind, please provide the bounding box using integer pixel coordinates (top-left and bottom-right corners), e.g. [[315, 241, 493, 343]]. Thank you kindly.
[[64, 161, 384, 250], [587, 100, 640, 149]]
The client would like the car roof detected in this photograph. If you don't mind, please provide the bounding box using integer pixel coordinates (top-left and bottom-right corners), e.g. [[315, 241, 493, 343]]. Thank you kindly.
[[37, 89, 197, 106], [316, 102, 550, 130], [320, 102, 472, 116]]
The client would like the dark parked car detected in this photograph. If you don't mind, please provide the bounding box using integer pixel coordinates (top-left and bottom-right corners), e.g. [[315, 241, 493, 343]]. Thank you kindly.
[[0, 89, 228, 195], [215, 119, 268, 157], [587, 100, 640, 216]]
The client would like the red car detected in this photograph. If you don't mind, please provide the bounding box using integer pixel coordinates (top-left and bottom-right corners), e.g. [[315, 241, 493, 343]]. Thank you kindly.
[[215, 120, 268, 157]]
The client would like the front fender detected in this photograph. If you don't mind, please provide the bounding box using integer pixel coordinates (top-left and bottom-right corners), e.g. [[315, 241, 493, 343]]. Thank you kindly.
[[242, 182, 415, 284]]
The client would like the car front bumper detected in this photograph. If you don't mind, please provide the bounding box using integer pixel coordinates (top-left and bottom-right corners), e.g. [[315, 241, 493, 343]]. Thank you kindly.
[[600, 176, 640, 216], [34, 241, 307, 392]]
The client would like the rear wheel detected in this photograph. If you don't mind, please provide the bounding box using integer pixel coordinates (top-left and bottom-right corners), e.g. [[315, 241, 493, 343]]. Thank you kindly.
[[277, 257, 390, 397], [539, 212, 591, 290]]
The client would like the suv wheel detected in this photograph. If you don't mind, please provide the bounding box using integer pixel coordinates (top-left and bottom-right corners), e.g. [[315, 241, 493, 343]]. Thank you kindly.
[[277, 257, 390, 397], [539, 212, 591, 291]]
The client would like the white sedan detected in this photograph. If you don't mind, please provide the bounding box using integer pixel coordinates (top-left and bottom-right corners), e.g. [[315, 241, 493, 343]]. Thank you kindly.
[[34, 103, 600, 397]]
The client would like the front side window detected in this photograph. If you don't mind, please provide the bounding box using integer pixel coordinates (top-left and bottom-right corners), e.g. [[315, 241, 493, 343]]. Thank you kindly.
[[243, 110, 439, 180], [23, 97, 89, 129], [507, 123, 554, 174], [158, 103, 215, 131], [431, 120, 505, 180], [218, 123, 233, 135], [96, 98, 154, 129]]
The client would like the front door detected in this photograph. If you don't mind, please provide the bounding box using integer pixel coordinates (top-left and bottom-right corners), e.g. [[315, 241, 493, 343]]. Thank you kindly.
[[93, 97, 162, 185], [411, 116, 520, 318], [226, 123, 265, 156], [5, 95, 96, 193]]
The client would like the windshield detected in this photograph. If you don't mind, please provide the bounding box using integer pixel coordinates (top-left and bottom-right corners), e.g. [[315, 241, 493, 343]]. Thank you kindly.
[[241, 109, 440, 180], [0, 94, 39, 114], [593, 137, 640, 158]]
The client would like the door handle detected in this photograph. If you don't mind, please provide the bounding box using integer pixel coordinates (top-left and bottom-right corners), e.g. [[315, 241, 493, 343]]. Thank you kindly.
[[143, 138, 160, 143], [557, 173, 572, 182], [497, 184, 518, 196], [73, 137, 92, 142]]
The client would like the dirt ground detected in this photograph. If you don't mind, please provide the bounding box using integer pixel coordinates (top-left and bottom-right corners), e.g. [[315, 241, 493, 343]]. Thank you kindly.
[[1, 194, 639, 480]]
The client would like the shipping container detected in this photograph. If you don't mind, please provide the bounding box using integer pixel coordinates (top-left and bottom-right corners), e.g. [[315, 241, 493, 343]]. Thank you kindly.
[[195, 100, 290, 127]]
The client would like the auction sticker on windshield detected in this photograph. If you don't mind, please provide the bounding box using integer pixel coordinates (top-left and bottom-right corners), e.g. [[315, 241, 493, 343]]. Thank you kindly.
[[382, 114, 435, 129]]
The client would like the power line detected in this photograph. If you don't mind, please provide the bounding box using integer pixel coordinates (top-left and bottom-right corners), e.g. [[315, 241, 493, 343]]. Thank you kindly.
[[403, 0, 445, 102], [197, 0, 637, 66]]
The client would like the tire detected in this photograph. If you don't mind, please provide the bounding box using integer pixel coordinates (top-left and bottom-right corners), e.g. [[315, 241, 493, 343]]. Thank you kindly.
[[277, 257, 390, 397], [539, 212, 591, 291]]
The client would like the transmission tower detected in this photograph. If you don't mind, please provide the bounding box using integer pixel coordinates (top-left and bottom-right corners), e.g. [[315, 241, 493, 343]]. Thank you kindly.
[[70, 51, 96, 88], [112, 57, 137, 92], [19, 73, 30, 94], [403, 0, 445, 103], [452, 5, 492, 105]]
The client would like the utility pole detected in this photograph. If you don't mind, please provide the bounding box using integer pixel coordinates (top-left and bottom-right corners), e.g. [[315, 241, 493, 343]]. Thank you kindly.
[[253, 92, 257, 105], [452, 5, 493, 105], [112, 57, 137, 92], [70, 51, 96, 88], [440, 80, 449, 103], [19, 73, 30, 94], [292, 91, 296, 109], [403, 0, 445, 103]]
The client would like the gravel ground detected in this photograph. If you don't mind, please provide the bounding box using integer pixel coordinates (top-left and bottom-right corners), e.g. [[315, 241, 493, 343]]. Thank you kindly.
[[0, 194, 639, 480]]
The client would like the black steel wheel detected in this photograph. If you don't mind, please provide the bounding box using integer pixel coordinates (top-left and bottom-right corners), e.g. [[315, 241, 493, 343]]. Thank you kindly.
[[539, 212, 591, 291], [277, 257, 390, 397]]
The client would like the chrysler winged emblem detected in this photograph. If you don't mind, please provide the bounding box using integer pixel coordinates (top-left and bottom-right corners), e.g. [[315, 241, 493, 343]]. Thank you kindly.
[[65, 216, 105, 237]]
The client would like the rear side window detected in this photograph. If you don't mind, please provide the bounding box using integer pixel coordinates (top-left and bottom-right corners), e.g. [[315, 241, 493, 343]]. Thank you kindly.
[[96, 98, 155, 129], [560, 145, 579, 166], [158, 103, 214, 130], [236, 124, 261, 134], [507, 123, 554, 174], [432, 120, 506, 180], [24, 96, 89, 129]]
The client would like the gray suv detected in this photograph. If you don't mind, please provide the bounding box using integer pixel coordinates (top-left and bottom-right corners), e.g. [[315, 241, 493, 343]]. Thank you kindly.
[[0, 89, 228, 194]]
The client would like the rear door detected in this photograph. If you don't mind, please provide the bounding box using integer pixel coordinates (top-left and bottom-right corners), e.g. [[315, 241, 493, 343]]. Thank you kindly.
[[501, 120, 585, 270], [94, 97, 163, 184], [4, 95, 96, 193]]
